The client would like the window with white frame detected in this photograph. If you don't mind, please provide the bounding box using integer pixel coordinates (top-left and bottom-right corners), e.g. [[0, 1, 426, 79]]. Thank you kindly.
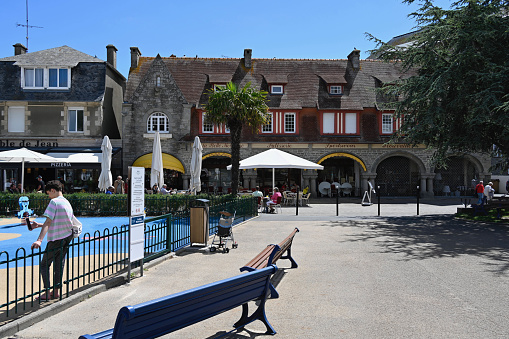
[[48, 68, 69, 88], [262, 112, 273, 133], [8, 106, 25, 132], [22, 67, 70, 89], [202, 113, 214, 133], [329, 85, 343, 95], [284, 113, 295, 133], [147, 112, 169, 133], [68, 108, 84, 132], [322, 113, 335, 134], [213, 84, 226, 91], [23, 68, 44, 88], [344, 113, 357, 134], [270, 85, 284, 95], [381, 113, 393, 134]]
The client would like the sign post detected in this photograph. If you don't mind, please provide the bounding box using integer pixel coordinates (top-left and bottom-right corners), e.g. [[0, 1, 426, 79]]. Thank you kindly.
[[128, 166, 145, 282]]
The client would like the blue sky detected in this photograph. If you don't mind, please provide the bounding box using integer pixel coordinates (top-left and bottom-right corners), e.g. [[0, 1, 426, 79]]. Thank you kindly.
[[1, 0, 452, 78]]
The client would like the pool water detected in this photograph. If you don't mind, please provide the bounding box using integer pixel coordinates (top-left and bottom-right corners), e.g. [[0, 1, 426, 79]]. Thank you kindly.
[[0, 217, 129, 258]]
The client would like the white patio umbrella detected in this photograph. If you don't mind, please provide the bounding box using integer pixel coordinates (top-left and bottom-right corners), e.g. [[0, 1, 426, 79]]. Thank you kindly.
[[0, 148, 61, 193], [227, 148, 323, 190], [190, 136, 203, 194], [150, 132, 164, 189], [98, 135, 113, 192]]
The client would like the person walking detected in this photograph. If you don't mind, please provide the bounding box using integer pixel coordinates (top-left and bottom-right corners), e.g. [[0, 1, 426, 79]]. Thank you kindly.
[[475, 181, 485, 205], [36, 175, 45, 192], [484, 182, 495, 203], [30, 180, 74, 300], [113, 176, 125, 194]]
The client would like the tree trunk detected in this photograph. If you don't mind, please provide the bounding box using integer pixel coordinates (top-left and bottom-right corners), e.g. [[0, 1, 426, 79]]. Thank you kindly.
[[230, 122, 242, 195]]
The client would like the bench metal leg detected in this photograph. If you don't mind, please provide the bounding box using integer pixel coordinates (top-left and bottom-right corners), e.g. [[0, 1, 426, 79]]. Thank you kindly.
[[280, 247, 298, 268], [234, 302, 276, 335]]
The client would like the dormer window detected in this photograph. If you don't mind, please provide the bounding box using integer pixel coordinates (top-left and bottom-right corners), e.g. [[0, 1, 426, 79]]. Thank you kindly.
[[270, 84, 284, 95], [24, 68, 44, 88], [329, 85, 343, 95], [213, 84, 226, 91], [21, 66, 70, 89]]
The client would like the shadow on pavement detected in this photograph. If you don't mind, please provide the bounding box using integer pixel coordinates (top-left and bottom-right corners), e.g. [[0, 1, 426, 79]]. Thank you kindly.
[[324, 215, 509, 275]]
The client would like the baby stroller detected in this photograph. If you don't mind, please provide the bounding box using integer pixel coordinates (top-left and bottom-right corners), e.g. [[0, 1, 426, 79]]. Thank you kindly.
[[210, 211, 238, 253]]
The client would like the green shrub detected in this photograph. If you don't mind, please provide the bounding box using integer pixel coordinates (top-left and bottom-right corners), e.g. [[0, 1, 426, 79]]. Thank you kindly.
[[0, 192, 256, 217]]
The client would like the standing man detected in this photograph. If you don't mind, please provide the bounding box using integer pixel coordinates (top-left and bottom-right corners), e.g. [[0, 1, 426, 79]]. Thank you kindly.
[[113, 176, 125, 194], [36, 175, 45, 192], [475, 180, 485, 205], [30, 180, 74, 300]]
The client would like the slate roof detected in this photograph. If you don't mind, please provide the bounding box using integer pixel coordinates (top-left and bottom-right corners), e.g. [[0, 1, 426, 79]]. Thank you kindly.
[[0, 46, 103, 66], [0, 46, 108, 102], [125, 54, 408, 111]]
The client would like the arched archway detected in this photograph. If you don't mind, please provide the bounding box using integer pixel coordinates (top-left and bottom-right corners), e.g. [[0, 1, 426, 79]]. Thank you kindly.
[[133, 153, 185, 189], [201, 152, 231, 194], [316, 153, 367, 196], [374, 155, 421, 196], [433, 155, 483, 196]]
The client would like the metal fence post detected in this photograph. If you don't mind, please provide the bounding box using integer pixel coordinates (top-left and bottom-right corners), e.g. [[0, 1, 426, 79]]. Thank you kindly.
[[377, 185, 381, 216], [336, 190, 339, 216], [417, 185, 420, 216]]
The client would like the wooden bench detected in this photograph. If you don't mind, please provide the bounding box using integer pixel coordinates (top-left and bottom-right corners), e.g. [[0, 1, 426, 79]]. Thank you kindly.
[[240, 228, 299, 298], [79, 266, 278, 339]]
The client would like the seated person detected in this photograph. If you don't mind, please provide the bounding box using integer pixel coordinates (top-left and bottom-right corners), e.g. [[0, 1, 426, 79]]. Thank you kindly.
[[160, 184, 169, 195], [252, 186, 263, 197], [106, 186, 114, 194], [9, 184, 20, 194], [152, 184, 160, 194], [267, 187, 282, 213]]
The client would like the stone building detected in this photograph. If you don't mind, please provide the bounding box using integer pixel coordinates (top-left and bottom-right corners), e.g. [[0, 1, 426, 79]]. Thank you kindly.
[[0, 43, 125, 192], [123, 48, 491, 197]]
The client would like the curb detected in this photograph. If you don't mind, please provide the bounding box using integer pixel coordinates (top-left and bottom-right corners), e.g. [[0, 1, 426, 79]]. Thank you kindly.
[[0, 253, 175, 339]]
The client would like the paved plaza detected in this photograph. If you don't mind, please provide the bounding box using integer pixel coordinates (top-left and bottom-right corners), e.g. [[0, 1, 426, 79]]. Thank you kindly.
[[3, 198, 509, 338]]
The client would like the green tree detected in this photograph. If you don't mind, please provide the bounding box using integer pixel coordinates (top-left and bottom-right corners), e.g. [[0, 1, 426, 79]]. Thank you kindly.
[[204, 82, 269, 195], [368, 0, 509, 168]]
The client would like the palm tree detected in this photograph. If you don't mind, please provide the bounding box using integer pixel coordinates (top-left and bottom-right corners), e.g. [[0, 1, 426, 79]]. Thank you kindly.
[[205, 82, 269, 195]]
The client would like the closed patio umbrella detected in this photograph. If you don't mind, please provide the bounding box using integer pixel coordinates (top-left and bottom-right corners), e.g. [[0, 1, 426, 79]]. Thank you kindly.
[[98, 135, 113, 192], [190, 136, 203, 194], [0, 148, 60, 193], [151, 132, 164, 189]]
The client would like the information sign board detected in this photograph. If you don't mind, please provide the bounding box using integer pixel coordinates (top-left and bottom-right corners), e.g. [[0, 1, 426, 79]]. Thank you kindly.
[[128, 166, 145, 262]]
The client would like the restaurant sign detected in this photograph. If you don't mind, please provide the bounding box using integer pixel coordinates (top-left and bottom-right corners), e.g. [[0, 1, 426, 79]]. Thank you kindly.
[[0, 139, 59, 148]]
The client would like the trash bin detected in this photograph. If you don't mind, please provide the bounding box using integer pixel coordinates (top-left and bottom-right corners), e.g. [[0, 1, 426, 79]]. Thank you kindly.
[[190, 198, 209, 246]]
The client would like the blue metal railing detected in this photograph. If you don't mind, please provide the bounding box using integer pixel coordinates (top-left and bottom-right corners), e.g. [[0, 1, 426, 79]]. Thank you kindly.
[[0, 196, 257, 320]]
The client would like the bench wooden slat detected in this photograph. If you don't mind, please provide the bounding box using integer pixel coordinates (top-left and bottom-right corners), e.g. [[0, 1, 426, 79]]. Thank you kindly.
[[239, 228, 299, 300], [241, 228, 299, 271], [244, 245, 275, 269], [80, 266, 278, 339]]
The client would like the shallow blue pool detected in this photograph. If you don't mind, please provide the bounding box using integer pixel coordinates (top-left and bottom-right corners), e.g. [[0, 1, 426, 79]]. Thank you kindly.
[[0, 217, 129, 259]]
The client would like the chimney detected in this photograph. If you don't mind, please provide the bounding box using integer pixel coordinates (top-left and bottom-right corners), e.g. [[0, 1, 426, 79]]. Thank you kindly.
[[130, 47, 141, 71], [243, 49, 252, 68], [106, 44, 118, 68], [14, 43, 27, 56], [348, 49, 361, 71]]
